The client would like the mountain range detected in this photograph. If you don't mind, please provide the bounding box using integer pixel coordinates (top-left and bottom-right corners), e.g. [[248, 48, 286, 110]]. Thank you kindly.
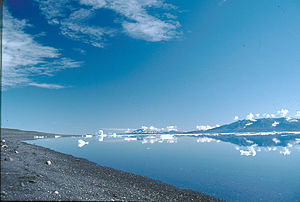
[[130, 118, 300, 134]]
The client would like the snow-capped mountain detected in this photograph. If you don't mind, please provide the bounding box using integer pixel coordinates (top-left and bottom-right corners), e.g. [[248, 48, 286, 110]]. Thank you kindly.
[[189, 118, 300, 133], [128, 118, 300, 134]]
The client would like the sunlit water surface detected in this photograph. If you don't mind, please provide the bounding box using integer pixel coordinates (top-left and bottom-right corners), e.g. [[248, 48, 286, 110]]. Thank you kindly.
[[26, 134, 300, 202]]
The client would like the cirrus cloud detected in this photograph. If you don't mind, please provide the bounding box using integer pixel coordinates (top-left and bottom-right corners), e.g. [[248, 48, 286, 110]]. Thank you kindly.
[[34, 0, 182, 47], [2, 6, 81, 89]]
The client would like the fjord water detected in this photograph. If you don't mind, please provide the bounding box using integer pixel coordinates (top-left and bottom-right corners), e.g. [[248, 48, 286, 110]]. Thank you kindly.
[[26, 134, 300, 201]]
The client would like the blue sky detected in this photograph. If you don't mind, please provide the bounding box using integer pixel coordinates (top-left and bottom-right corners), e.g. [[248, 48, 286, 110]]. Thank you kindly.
[[2, 0, 300, 134]]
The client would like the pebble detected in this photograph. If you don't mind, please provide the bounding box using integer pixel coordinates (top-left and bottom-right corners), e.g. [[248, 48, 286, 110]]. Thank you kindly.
[[46, 160, 52, 165], [4, 157, 13, 161], [54, 191, 59, 194], [1, 139, 5, 144], [20, 182, 25, 187], [37, 174, 43, 178], [15, 151, 19, 154], [2, 145, 8, 149]]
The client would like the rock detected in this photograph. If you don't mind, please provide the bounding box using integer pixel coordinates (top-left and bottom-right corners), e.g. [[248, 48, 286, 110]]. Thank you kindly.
[[2, 145, 8, 149], [1, 190, 7, 195], [1, 139, 5, 144], [54, 191, 59, 194], [29, 180, 36, 183], [4, 157, 13, 161], [20, 182, 25, 187], [37, 174, 43, 178], [15, 150, 19, 154], [46, 160, 52, 165]]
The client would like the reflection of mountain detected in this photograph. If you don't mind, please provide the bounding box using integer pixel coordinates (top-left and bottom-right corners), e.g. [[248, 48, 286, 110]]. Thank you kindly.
[[122, 133, 300, 157], [123, 133, 300, 148], [189, 118, 300, 134], [190, 133, 300, 148]]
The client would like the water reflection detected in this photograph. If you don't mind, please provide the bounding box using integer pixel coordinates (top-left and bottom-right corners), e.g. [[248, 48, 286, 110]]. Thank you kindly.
[[26, 132, 300, 201], [140, 134, 177, 144], [111, 133, 300, 157]]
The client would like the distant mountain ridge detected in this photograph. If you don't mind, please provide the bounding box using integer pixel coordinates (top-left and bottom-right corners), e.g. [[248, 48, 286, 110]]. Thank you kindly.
[[129, 118, 300, 134], [189, 118, 300, 134]]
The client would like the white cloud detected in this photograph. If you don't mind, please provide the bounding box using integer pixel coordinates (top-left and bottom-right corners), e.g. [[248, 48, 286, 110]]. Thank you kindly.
[[164, 13, 177, 19], [246, 113, 256, 121], [132, 125, 178, 133], [80, 0, 107, 9], [2, 7, 81, 89], [234, 116, 239, 121], [196, 125, 214, 131], [34, 0, 181, 47], [295, 111, 300, 117], [108, 0, 181, 41], [165, 126, 178, 132], [29, 83, 66, 89], [277, 109, 289, 117], [60, 19, 115, 48]]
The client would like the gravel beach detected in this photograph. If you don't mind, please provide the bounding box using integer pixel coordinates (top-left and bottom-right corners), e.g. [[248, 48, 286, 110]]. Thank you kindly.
[[1, 128, 222, 201]]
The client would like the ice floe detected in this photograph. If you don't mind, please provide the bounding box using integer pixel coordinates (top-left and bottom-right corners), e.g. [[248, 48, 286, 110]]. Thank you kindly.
[[78, 139, 89, 147], [34, 136, 45, 139]]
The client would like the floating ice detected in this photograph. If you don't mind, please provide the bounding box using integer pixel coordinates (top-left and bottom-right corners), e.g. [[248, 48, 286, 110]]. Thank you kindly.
[[78, 139, 89, 147], [34, 136, 44, 139]]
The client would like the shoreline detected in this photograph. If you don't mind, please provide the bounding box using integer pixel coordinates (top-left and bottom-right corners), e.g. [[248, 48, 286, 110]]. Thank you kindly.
[[1, 128, 222, 201]]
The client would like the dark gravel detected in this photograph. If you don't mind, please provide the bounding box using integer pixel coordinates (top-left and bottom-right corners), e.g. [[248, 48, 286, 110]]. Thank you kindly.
[[1, 128, 223, 201]]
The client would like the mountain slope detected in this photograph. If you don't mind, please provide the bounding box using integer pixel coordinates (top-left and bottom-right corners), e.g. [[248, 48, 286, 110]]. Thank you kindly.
[[189, 118, 300, 133]]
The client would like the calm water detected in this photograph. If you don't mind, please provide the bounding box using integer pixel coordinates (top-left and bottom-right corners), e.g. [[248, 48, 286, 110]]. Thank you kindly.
[[26, 134, 300, 201]]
